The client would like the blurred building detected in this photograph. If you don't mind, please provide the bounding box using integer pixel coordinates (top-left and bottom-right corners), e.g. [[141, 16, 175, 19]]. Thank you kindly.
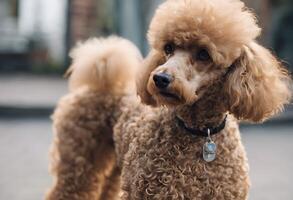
[[244, 0, 293, 71], [0, 0, 67, 71], [0, 0, 292, 72], [68, 0, 162, 54]]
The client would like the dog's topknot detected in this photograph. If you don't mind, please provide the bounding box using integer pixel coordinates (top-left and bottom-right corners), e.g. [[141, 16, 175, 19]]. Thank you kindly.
[[148, 0, 261, 52]]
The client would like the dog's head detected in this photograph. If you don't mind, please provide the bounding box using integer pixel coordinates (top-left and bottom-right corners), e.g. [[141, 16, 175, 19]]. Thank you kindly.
[[137, 0, 292, 122]]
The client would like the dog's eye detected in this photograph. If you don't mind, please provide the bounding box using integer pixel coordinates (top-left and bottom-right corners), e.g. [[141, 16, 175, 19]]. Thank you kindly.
[[196, 49, 211, 61], [164, 43, 175, 55]]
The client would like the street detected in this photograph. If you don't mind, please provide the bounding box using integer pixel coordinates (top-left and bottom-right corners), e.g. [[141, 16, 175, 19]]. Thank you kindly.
[[0, 118, 292, 200]]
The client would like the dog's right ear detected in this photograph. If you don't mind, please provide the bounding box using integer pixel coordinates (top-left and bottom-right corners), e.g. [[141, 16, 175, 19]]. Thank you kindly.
[[136, 50, 164, 106]]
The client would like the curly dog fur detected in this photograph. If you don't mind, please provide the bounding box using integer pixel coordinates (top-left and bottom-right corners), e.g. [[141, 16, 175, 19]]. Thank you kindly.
[[46, 0, 292, 199]]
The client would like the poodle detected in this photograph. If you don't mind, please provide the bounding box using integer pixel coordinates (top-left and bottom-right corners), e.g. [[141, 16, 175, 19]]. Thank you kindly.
[[46, 0, 292, 199]]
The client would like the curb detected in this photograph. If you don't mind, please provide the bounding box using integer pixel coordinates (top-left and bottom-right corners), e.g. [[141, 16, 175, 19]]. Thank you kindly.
[[0, 105, 53, 118]]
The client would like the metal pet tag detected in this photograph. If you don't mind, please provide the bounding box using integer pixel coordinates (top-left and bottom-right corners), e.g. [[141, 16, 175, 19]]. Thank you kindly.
[[202, 129, 217, 162]]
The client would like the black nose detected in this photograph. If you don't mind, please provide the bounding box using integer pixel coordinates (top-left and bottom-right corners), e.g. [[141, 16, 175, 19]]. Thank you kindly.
[[153, 73, 172, 89]]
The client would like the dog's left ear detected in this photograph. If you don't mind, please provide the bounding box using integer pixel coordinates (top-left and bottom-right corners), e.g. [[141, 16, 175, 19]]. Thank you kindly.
[[225, 41, 292, 122]]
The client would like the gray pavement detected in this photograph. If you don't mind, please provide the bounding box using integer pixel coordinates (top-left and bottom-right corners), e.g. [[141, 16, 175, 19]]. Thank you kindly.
[[0, 118, 52, 200], [0, 118, 292, 200], [241, 124, 293, 200]]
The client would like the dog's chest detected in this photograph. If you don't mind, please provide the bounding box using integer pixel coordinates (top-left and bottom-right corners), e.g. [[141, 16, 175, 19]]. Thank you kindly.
[[122, 118, 249, 199]]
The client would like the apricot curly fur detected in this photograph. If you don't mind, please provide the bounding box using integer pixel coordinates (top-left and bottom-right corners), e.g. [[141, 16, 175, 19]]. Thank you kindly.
[[46, 36, 141, 200], [46, 89, 124, 200], [46, 0, 292, 199]]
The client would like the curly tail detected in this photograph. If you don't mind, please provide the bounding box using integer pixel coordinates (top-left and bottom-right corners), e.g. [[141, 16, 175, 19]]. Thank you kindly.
[[66, 36, 142, 95]]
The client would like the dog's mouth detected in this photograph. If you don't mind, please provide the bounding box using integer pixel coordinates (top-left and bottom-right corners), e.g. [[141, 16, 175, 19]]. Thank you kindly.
[[159, 91, 181, 101]]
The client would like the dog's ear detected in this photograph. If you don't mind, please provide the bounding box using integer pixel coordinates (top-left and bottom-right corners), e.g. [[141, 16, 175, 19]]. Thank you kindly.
[[136, 50, 164, 106], [225, 41, 292, 122]]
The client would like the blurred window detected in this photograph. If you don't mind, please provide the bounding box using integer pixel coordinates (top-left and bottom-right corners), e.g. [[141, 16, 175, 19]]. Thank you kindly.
[[0, 0, 19, 19], [0, 0, 29, 71]]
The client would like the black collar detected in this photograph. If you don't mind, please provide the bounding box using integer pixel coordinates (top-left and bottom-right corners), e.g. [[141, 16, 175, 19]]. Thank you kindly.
[[176, 115, 227, 137]]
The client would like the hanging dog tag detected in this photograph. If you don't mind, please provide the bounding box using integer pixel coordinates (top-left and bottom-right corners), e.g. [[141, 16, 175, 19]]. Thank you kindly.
[[202, 129, 217, 162]]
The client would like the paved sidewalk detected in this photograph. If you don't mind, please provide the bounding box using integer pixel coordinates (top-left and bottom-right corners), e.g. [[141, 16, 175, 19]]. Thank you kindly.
[[241, 124, 293, 200], [0, 74, 67, 108]]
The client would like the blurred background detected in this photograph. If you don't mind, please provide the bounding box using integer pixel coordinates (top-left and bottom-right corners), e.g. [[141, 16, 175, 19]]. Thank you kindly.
[[0, 0, 292, 199]]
